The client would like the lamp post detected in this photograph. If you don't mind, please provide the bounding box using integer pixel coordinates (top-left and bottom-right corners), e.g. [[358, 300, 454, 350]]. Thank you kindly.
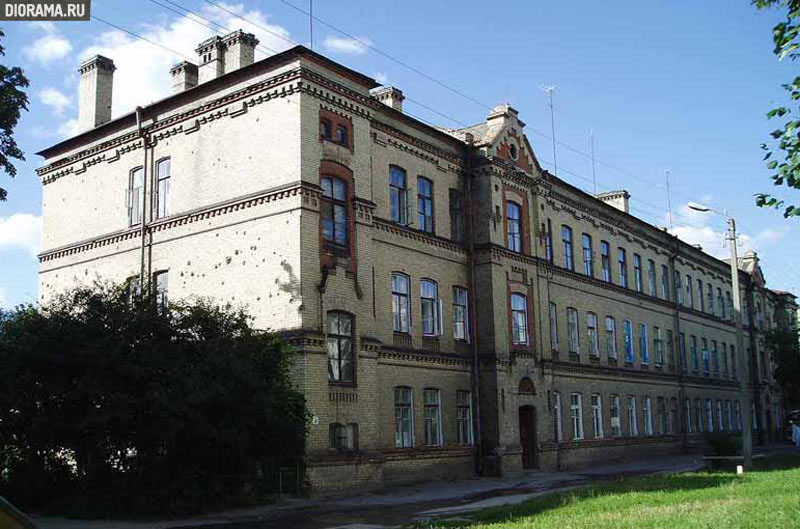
[[687, 203, 752, 468]]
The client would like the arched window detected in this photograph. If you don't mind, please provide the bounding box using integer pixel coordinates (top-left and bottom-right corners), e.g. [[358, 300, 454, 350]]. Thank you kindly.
[[321, 175, 348, 249], [389, 166, 408, 224], [391, 273, 410, 333], [417, 177, 434, 233], [518, 377, 535, 395], [155, 157, 170, 219], [420, 279, 440, 336], [511, 293, 528, 345], [507, 201, 522, 252]]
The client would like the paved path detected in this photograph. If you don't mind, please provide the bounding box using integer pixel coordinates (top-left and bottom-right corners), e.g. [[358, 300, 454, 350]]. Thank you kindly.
[[33, 446, 795, 529]]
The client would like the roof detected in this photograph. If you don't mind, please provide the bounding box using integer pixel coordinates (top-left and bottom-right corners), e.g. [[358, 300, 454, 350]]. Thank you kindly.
[[37, 45, 380, 160]]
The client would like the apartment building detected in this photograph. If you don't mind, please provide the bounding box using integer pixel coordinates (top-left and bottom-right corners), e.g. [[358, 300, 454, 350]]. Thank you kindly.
[[36, 32, 796, 491]]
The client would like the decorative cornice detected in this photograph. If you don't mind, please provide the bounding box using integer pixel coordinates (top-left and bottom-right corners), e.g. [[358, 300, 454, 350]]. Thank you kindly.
[[39, 182, 309, 263], [373, 217, 467, 256], [379, 347, 472, 368]]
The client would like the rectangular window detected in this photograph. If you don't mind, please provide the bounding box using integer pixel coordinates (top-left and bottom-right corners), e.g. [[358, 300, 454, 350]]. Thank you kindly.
[[708, 284, 715, 315], [675, 270, 683, 305], [571, 393, 584, 440], [327, 312, 354, 383], [639, 323, 649, 364], [449, 189, 464, 242], [686, 274, 693, 309], [722, 343, 729, 377], [627, 395, 638, 436], [717, 400, 724, 431], [582, 233, 593, 276], [605, 316, 618, 359], [624, 319, 634, 363], [562, 225, 574, 271], [647, 259, 656, 296], [549, 301, 558, 350], [702, 338, 710, 375], [697, 279, 704, 312], [321, 175, 349, 248], [654, 326, 664, 366], [392, 273, 410, 333], [423, 389, 443, 446], [601, 241, 611, 282], [633, 254, 643, 292], [669, 398, 678, 434], [610, 395, 622, 436], [507, 201, 522, 252], [662, 265, 670, 301], [417, 177, 434, 233], [618, 248, 628, 288], [680, 332, 688, 372], [667, 330, 675, 369], [725, 400, 733, 431], [685, 399, 693, 433], [154, 270, 168, 312], [726, 291, 733, 320], [690, 335, 699, 372], [587, 312, 600, 356], [657, 397, 667, 435], [128, 167, 144, 226], [394, 387, 413, 448], [643, 396, 653, 436], [717, 288, 724, 318], [453, 287, 469, 341], [591, 394, 604, 438], [553, 391, 564, 442], [512, 293, 529, 345], [712, 340, 719, 377], [695, 399, 703, 432], [567, 307, 580, 354], [706, 399, 714, 432], [545, 219, 553, 263], [155, 158, 170, 219], [456, 390, 473, 445], [421, 279, 441, 336], [329, 423, 358, 450], [390, 166, 408, 224]]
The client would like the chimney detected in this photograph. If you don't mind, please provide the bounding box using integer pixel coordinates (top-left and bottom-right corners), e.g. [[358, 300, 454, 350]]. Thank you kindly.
[[222, 30, 258, 73], [196, 35, 225, 84], [170, 61, 198, 93], [597, 190, 631, 214], [78, 55, 115, 132], [370, 86, 405, 112]]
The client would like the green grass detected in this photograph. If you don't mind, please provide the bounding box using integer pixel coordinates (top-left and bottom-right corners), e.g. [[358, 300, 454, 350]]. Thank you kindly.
[[417, 454, 800, 529]]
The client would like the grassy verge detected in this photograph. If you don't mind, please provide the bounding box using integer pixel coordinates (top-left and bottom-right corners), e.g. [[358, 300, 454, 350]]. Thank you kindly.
[[416, 453, 800, 529]]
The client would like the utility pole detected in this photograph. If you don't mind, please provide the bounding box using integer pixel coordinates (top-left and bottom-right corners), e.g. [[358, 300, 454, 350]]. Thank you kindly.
[[728, 216, 753, 468]]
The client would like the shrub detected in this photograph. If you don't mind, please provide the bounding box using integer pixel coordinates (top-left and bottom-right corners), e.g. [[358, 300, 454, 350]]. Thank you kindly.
[[0, 283, 307, 516], [705, 432, 742, 456]]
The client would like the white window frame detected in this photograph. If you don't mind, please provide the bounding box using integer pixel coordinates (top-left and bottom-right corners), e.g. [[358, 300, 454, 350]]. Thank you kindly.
[[605, 316, 618, 359], [511, 293, 529, 345], [452, 286, 469, 341], [554, 391, 563, 442], [570, 393, 584, 440], [421, 279, 442, 336], [423, 388, 443, 447], [627, 395, 638, 436], [591, 394, 604, 439], [643, 396, 653, 436], [587, 312, 600, 356], [394, 386, 414, 448], [567, 307, 580, 354], [610, 394, 622, 437]]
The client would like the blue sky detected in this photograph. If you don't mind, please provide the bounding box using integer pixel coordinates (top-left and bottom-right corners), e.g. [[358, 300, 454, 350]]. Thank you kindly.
[[0, 0, 798, 308]]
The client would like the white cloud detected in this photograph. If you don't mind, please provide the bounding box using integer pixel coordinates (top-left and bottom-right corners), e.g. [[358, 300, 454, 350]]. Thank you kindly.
[[39, 87, 71, 116], [375, 72, 388, 85], [57, 119, 79, 138], [669, 202, 789, 259], [0, 214, 42, 258], [0, 286, 5, 308], [322, 35, 372, 55], [23, 21, 72, 65], [77, 2, 294, 119]]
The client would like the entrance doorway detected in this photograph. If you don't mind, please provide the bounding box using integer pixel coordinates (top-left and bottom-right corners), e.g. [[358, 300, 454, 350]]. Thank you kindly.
[[519, 405, 537, 469]]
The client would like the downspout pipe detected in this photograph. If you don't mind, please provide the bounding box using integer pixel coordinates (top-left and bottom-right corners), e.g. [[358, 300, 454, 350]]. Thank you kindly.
[[136, 106, 148, 291], [465, 138, 483, 476]]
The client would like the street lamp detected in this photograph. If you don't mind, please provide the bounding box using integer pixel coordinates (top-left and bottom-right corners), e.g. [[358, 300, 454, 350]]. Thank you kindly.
[[687, 202, 753, 468]]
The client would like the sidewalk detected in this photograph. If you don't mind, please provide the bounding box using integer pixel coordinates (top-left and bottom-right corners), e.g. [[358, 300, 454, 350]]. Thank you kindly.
[[32, 447, 790, 529]]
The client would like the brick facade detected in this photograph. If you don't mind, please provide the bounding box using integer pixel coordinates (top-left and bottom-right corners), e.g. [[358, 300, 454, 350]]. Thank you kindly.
[[36, 44, 796, 492]]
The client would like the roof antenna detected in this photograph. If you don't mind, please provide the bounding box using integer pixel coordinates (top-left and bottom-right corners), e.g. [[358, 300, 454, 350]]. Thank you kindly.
[[541, 85, 557, 177], [309, 0, 313, 50]]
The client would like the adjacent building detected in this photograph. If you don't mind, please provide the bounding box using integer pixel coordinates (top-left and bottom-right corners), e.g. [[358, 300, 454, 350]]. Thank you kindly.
[[36, 33, 796, 491]]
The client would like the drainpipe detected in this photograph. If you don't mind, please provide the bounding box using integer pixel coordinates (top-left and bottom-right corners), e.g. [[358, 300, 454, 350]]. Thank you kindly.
[[668, 237, 688, 451], [465, 138, 483, 476], [136, 106, 148, 291]]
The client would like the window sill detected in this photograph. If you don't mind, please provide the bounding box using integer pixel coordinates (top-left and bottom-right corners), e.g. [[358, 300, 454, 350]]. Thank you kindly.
[[329, 381, 357, 388], [608, 357, 618, 366]]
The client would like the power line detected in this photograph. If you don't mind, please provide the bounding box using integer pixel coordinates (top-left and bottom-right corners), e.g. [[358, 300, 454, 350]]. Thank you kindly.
[[202, 0, 298, 47], [91, 14, 194, 60]]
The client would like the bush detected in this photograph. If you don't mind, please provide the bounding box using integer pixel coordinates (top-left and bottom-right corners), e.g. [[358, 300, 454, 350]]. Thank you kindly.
[[0, 283, 307, 516], [705, 432, 742, 456]]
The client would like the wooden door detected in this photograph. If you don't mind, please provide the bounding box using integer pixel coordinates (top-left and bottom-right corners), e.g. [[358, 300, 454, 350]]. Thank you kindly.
[[519, 405, 537, 469]]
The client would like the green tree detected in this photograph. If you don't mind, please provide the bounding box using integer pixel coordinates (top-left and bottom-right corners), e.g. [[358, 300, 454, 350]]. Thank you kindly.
[[0, 283, 307, 516], [0, 29, 29, 201], [765, 328, 800, 409]]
